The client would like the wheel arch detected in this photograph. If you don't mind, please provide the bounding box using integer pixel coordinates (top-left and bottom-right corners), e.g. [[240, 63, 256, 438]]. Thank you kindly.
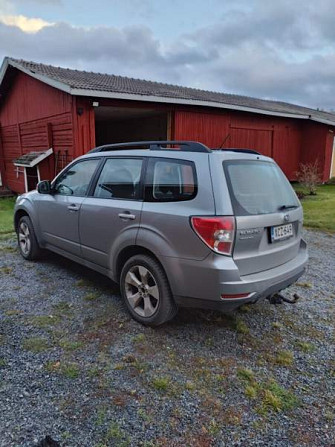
[[14, 209, 30, 232], [115, 245, 166, 282]]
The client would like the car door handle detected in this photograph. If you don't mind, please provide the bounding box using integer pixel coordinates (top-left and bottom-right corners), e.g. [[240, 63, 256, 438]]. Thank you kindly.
[[68, 204, 79, 212], [118, 212, 136, 220]]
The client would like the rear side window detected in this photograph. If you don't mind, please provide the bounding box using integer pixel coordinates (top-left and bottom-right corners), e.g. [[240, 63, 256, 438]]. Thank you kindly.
[[223, 160, 299, 216], [93, 158, 143, 200], [145, 158, 197, 202]]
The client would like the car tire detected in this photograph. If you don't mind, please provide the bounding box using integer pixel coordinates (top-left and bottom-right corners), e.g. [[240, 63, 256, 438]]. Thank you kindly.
[[17, 215, 42, 261], [120, 254, 178, 326]]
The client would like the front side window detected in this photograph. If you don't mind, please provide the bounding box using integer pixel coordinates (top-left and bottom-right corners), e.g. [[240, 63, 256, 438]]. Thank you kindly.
[[145, 158, 197, 202], [54, 159, 100, 196], [224, 160, 300, 216], [93, 158, 143, 200]]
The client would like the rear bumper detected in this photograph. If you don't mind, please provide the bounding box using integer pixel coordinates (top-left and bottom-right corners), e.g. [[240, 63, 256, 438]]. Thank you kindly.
[[165, 239, 308, 311]]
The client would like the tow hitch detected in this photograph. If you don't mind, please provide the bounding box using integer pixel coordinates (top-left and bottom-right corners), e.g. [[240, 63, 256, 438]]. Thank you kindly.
[[267, 293, 301, 305]]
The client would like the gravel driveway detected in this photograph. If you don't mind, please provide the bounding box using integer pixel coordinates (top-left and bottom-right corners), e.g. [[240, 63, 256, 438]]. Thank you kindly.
[[0, 230, 334, 447]]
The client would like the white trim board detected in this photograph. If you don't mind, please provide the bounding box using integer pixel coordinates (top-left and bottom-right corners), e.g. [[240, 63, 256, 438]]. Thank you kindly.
[[330, 136, 335, 179]]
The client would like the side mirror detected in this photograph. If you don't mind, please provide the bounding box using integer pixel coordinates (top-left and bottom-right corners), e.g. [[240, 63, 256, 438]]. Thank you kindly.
[[37, 180, 52, 194]]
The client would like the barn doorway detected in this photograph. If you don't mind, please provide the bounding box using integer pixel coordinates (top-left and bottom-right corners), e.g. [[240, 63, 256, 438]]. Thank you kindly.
[[94, 106, 169, 147], [26, 167, 39, 191]]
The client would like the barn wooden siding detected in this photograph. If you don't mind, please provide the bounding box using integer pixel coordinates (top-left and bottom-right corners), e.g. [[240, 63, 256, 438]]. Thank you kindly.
[[0, 70, 334, 193], [173, 110, 332, 181], [0, 72, 76, 193]]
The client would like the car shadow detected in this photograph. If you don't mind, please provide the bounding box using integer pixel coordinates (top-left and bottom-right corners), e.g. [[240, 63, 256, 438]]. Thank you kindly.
[[34, 250, 242, 329]]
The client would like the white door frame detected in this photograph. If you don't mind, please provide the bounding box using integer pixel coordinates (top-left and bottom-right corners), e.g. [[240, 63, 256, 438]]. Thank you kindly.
[[330, 135, 335, 179]]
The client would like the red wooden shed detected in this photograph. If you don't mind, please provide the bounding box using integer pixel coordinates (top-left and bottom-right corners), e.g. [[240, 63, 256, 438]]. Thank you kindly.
[[0, 57, 335, 194]]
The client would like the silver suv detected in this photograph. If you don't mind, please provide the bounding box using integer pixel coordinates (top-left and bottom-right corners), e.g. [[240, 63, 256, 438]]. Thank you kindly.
[[14, 141, 308, 326]]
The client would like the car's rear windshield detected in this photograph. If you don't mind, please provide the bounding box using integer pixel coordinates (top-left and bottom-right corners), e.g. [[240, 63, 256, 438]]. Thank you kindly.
[[223, 160, 299, 216]]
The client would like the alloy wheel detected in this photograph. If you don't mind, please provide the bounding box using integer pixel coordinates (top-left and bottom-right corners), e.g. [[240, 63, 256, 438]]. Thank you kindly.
[[18, 222, 31, 255], [124, 265, 160, 318]]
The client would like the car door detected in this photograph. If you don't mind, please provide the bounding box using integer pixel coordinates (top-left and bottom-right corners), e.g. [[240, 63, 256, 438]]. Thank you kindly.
[[79, 157, 144, 269], [36, 158, 100, 256]]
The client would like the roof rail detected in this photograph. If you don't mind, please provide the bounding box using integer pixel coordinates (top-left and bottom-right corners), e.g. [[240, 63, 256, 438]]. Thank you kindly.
[[213, 148, 261, 155], [88, 140, 211, 154]]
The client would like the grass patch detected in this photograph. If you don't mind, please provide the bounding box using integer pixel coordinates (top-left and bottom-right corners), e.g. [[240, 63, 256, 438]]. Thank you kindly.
[[237, 367, 255, 382], [4, 309, 22, 316], [84, 292, 100, 301], [104, 422, 130, 446], [22, 337, 49, 353], [235, 317, 250, 335], [296, 282, 313, 289], [0, 197, 16, 235], [58, 338, 83, 351], [185, 380, 196, 391], [261, 380, 299, 413], [76, 279, 92, 288], [0, 357, 7, 367], [95, 407, 107, 426], [275, 350, 294, 366], [132, 333, 146, 343], [61, 363, 80, 379], [238, 368, 299, 414], [245, 385, 257, 399], [45, 361, 80, 378], [294, 184, 335, 232], [30, 314, 62, 328], [296, 341, 315, 353], [52, 301, 73, 315], [152, 376, 171, 392], [0, 266, 13, 274]]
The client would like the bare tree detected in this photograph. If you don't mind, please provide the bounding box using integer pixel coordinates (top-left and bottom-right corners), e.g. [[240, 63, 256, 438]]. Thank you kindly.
[[296, 160, 322, 195]]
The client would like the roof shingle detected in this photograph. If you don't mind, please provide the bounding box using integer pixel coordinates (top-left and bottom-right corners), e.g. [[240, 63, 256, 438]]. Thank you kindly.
[[5, 58, 335, 125]]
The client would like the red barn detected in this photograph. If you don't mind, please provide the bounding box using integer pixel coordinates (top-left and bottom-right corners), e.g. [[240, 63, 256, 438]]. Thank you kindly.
[[0, 57, 335, 194]]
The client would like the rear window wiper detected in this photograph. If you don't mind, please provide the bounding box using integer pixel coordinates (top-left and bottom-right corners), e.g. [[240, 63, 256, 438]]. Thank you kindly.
[[278, 204, 299, 211]]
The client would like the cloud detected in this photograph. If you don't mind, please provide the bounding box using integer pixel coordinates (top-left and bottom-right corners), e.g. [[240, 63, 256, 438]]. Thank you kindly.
[[0, 14, 53, 32], [0, 1, 335, 111]]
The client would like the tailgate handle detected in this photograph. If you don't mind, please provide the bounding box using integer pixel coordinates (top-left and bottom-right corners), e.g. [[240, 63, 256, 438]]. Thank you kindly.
[[118, 212, 136, 220]]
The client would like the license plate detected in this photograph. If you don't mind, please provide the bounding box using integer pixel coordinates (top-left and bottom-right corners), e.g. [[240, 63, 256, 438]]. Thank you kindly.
[[270, 223, 293, 242]]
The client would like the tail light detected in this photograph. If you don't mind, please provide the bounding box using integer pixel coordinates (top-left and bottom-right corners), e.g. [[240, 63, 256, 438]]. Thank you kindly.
[[191, 216, 235, 255]]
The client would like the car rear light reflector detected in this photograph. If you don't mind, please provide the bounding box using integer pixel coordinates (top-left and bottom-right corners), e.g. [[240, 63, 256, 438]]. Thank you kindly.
[[191, 216, 235, 255], [221, 292, 254, 300]]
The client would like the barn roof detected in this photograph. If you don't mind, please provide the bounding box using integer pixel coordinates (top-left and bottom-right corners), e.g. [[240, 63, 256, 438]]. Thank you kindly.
[[1, 57, 335, 126]]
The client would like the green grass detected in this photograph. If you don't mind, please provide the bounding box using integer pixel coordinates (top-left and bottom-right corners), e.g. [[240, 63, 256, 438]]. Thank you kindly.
[[294, 184, 335, 232], [275, 350, 294, 367], [61, 363, 80, 379], [261, 380, 299, 412], [30, 314, 62, 328], [22, 337, 49, 353], [296, 341, 315, 353], [0, 197, 16, 235], [152, 376, 171, 392]]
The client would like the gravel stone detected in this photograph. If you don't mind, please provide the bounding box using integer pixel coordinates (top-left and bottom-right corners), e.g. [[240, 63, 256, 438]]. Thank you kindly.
[[0, 230, 334, 446]]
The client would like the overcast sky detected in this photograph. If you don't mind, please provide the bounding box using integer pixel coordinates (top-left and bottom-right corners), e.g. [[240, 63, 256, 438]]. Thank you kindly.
[[0, 0, 334, 111]]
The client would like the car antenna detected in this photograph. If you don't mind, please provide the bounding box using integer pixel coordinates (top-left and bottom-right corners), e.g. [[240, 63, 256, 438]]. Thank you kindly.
[[219, 133, 230, 148]]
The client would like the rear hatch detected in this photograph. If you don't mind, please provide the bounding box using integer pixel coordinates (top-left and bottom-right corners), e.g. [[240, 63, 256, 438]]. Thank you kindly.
[[213, 156, 303, 276]]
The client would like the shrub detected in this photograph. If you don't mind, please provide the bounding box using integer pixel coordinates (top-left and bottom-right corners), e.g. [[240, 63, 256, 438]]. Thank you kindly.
[[295, 160, 322, 195], [296, 190, 306, 200]]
